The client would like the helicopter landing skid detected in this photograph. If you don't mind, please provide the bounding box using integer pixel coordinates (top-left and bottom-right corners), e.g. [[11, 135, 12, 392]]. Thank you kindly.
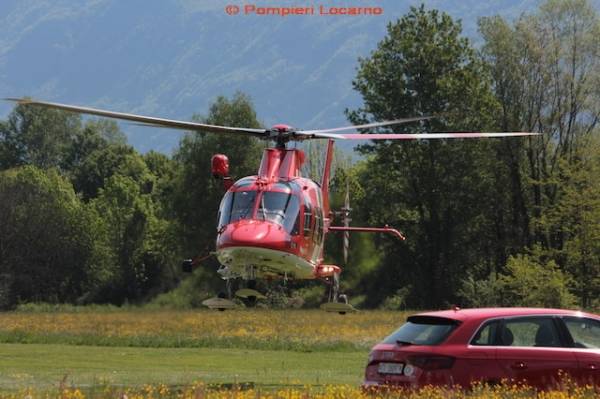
[[201, 297, 237, 311], [320, 301, 357, 315], [235, 288, 266, 300], [235, 278, 266, 307]]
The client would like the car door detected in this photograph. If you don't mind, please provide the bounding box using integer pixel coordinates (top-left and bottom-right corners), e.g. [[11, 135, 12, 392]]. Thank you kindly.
[[463, 319, 502, 385], [495, 316, 579, 390], [561, 316, 600, 386]]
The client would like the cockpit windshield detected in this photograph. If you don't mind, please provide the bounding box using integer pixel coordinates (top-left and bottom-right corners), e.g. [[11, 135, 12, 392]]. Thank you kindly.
[[257, 191, 300, 233], [218, 189, 301, 234], [218, 190, 257, 227]]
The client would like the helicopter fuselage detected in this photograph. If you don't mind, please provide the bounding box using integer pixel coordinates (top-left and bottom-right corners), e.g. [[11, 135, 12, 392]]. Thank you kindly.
[[215, 147, 334, 280]]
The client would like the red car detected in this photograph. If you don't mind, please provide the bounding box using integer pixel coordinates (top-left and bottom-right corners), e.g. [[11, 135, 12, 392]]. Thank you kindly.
[[364, 307, 600, 390]]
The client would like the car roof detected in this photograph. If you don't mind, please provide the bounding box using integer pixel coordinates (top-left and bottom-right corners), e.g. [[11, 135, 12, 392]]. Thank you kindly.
[[412, 307, 598, 323]]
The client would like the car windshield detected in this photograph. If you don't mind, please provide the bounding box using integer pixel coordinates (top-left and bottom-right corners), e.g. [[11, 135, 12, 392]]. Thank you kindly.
[[382, 316, 459, 346], [218, 190, 257, 226], [257, 191, 300, 233]]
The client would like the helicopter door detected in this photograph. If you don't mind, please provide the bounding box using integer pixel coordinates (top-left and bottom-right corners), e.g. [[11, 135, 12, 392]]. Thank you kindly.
[[303, 204, 313, 237], [301, 203, 314, 258], [314, 208, 323, 244], [312, 207, 324, 263]]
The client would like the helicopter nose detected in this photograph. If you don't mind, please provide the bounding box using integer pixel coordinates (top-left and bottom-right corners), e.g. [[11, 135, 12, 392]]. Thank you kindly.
[[219, 220, 288, 249]]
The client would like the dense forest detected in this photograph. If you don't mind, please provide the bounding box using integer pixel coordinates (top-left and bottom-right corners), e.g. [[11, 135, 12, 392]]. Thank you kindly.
[[0, 0, 598, 311]]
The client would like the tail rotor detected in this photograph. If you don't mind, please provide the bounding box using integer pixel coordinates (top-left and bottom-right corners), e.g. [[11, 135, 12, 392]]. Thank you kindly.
[[342, 181, 351, 265]]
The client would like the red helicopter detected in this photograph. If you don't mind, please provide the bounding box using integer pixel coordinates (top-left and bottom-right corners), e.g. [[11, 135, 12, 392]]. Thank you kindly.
[[9, 98, 538, 312]]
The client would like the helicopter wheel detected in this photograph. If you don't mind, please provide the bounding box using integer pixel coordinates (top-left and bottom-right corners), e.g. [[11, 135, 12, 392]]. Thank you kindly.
[[221, 278, 233, 299], [214, 278, 233, 301], [243, 280, 258, 307], [243, 295, 258, 307], [329, 272, 340, 303]]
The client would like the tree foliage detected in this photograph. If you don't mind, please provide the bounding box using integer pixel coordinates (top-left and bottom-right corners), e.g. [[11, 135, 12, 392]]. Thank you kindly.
[[0, 103, 81, 170], [0, 166, 108, 308], [338, 0, 600, 310], [346, 5, 501, 307], [476, 0, 600, 308]]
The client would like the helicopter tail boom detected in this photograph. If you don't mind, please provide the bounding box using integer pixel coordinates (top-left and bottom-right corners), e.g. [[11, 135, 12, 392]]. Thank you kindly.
[[321, 139, 335, 215], [328, 225, 406, 240]]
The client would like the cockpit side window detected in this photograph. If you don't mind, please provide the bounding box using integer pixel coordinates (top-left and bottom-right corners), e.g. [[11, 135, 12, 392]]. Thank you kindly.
[[218, 191, 233, 228], [290, 212, 300, 235]]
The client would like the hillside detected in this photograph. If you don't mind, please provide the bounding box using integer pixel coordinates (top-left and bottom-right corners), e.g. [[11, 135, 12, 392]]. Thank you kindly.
[[0, 0, 553, 152]]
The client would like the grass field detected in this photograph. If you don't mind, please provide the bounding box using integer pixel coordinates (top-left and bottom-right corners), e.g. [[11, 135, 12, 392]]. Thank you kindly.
[[0, 343, 366, 389], [0, 308, 409, 351], [0, 308, 395, 390], [0, 308, 597, 398]]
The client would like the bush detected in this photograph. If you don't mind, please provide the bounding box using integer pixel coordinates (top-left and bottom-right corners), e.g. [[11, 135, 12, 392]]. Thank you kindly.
[[294, 285, 326, 308], [380, 287, 411, 310], [458, 274, 502, 307], [459, 253, 577, 309], [15, 302, 124, 313], [147, 269, 215, 309], [498, 254, 577, 308]]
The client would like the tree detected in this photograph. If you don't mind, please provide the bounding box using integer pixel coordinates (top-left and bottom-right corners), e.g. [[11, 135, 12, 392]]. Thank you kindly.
[[0, 166, 108, 308], [479, 0, 600, 308], [0, 102, 130, 198], [347, 6, 501, 307], [480, 0, 600, 246], [0, 103, 81, 170], [300, 140, 351, 183], [62, 119, 127, 174], [544, 137, 600, 308], [91, 174, 156, 302], [71, 143, 153, 200], [169, 92, 264, 256]]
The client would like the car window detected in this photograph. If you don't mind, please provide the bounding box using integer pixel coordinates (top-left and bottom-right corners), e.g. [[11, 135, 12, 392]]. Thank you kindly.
[[471, 320, 500, 346], [562, 317, 600, 349], [383, 316, 459, 346], [500, 317, 562, 347]]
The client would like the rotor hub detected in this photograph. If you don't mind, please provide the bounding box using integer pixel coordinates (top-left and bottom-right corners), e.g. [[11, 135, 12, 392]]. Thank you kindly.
[[271, 124, 293, 132], [269, 124, 296, 147]]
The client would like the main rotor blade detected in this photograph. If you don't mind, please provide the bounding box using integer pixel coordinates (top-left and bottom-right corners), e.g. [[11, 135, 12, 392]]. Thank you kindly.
[[337, 132, 540, 140], [5, 98, 267, 137], [298, 116, 433, 135]]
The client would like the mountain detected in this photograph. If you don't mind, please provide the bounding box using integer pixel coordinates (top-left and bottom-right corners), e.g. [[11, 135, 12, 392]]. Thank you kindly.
[[0, 0, 565, 153]]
